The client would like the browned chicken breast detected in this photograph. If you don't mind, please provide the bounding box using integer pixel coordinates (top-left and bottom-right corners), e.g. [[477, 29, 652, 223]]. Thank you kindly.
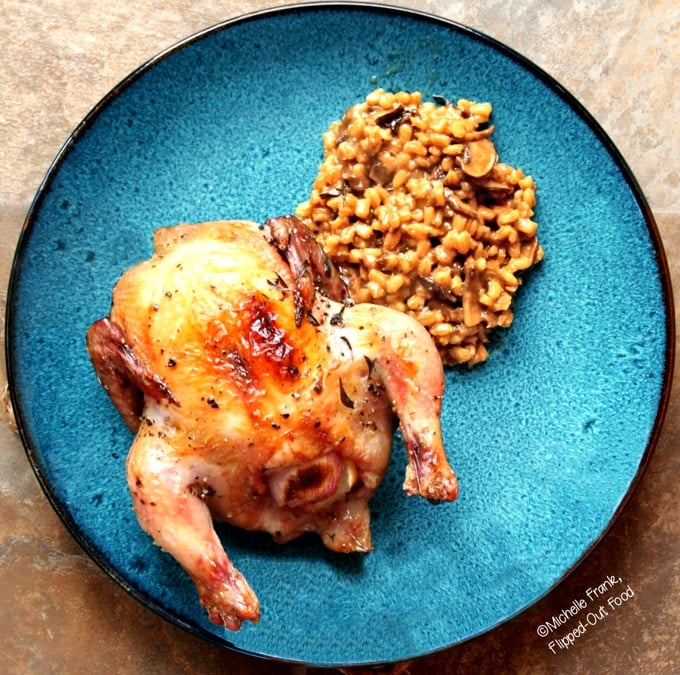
[[86, 216, 458, 630]]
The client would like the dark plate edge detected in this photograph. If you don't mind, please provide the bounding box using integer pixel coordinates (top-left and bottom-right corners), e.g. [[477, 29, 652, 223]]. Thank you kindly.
[[4, 1, 675, 668]]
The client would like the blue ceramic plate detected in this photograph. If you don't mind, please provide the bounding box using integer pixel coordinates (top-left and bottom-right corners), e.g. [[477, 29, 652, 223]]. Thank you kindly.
[[6, 2, 674, 668]]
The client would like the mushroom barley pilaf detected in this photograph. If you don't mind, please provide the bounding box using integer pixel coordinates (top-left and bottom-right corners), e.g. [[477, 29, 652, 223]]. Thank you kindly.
[[296, 89, 544, 366]]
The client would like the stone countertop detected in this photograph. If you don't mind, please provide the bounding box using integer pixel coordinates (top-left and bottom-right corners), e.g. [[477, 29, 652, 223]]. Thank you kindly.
[[1, 1, 678, 673]]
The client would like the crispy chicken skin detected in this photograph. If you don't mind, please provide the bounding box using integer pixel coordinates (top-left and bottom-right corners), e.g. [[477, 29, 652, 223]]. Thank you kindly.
[[86, 216, 458, 630]]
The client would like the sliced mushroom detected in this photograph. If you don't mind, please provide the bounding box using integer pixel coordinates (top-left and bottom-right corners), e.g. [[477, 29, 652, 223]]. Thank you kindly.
[[418, 275, 459, 305], [375, 104, 407, 131], [462, 258, 484, 326], [458, 138, 498, 178], [368, 158, 393, 187], [464, 124, 495, 141], [471, 178, 514, 196], [444, 188, 479, 218]]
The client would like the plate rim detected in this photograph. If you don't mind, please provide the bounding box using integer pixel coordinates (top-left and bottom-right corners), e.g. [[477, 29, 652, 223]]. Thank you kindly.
[[4, 1, 676, 667]]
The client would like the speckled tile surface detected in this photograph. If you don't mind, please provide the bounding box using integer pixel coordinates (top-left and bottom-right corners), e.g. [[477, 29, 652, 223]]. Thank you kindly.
[[1, 1, 678, 673]]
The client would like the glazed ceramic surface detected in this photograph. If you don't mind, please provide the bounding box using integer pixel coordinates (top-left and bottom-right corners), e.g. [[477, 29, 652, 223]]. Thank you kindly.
[[6, 3, 672, 667]]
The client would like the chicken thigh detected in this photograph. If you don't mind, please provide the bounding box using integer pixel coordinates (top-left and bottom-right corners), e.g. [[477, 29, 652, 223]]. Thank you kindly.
[[86, 216, 458, 630]]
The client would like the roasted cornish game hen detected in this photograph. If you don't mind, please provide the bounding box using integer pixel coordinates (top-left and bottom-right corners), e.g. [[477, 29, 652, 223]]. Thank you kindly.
[[86, 216, 458, 629]]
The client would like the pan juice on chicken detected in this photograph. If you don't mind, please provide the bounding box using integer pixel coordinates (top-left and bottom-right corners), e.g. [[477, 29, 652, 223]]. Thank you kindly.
[[297, 89, 544, 365], [87, 216, 458, 630]]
